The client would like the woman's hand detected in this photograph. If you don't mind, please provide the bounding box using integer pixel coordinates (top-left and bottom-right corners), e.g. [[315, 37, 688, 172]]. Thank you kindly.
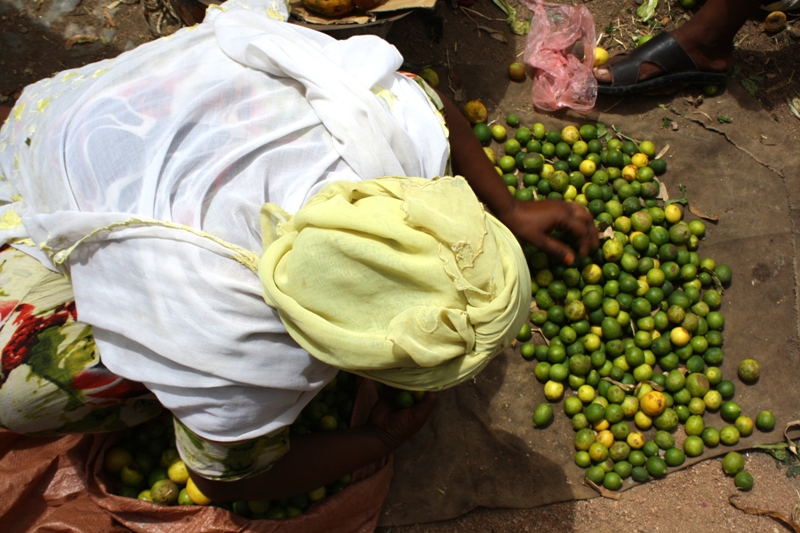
[[367, 388, 438, 452], [435, 88, 598, 265], [497, 199, 598, 266]]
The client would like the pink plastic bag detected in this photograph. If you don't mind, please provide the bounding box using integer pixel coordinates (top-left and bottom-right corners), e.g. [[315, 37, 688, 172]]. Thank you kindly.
[[522, 0, 597, 113]]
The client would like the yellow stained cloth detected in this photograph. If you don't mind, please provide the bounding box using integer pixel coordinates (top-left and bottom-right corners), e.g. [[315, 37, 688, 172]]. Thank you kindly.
[[258, 176, 531, 391]]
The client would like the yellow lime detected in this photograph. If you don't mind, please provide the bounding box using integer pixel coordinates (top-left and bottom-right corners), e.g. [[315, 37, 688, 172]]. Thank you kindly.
[[594, 47, 609, 67], [104, 447, 134, 475], [186, 477, 212, 505], [463, 100, 487, 124]]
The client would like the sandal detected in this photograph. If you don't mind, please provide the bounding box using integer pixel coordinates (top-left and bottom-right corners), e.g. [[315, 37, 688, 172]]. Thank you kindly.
[[597, 32, 728, 96]]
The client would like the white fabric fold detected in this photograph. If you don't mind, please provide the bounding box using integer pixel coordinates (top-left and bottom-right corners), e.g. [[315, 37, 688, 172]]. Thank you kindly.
[[0, 0, 449, 441]]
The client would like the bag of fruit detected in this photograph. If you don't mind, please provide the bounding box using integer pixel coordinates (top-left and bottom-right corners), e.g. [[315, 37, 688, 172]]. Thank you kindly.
[[88, 378, 393, 532]]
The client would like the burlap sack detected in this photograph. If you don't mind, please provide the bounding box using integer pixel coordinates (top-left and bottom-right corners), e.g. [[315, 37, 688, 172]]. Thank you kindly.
[[3, 378, 392, 533]]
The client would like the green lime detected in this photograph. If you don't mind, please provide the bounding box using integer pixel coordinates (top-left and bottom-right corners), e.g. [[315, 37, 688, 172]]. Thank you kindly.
[[603, 471, 623, 491], [738, 359, 760, 384], [394, 391, 415, 409], [714, 264, 733, 285], [631, 466, 650, 482], [646, 456, 668, 477], [756, 410, 776, 432], [653, 430, 675, 450], [722, 451, 745, 475], [684, 415, 705, 436], [585, 465, 606, 484], [701, 427, 720, 447], [734, 471, 754, 490], [735, 416, 754, 437], [585, 403, 606, 424], [506, 113, 520, 127], [473, 123, 491, 145], [664, 447, 686, 467], [716, 380, 735, 399], [532, 403, 554, 428], [642, 441, 660, 457], [683, 435, 704, 457], [721, 401, 742, 422], [575, 450, 592, 468], [720, 425, 740, 446], [520, 342, 536, 360], [516, 127, 533, 146]]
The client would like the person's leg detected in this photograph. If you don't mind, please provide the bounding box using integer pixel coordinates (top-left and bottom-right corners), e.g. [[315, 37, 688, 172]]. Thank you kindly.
[[1, 105, 11, 123], [595, 0, 762, 84]]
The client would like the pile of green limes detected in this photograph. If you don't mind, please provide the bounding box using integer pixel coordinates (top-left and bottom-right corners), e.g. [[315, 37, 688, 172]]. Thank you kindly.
[[474, 116, 775, 492], [105, 371, 358, 518]]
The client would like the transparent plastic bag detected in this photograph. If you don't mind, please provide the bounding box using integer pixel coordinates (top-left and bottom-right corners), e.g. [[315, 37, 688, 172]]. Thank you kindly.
[[522, 0, 597, 113]]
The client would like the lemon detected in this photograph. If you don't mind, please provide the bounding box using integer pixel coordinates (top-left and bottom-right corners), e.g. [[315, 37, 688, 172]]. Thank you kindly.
[[463, 100, 488, 124], [483, 147, 496, 165], [561, 126, 580, 145], [664, 204, 683, 224], [631, 153, 649, 168], [167, 459, 190, 485], [419, 68, 440, 88], [577, 384, 596, 403], [490, 125, 507, 142], [544, 380, 564, 400], [579, 159, 596, 177], [627, 431, 645, 449], [186, 476, 212, 505], [594, 47, 609, 67], [640, 391, 666, 416], [670, 327, 691, 347]]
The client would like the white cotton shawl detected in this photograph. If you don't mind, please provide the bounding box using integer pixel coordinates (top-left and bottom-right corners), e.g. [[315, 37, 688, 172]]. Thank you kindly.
[[0, 0, 449, 441]]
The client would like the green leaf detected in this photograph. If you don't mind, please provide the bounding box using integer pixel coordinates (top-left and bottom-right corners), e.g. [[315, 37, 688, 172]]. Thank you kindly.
[[741, 78, 759, 96], [596, 122, 608, 138], [730, 64, 742, 79], [635, 0, 658, 22], [717, 115, 732, 124], [665, 183, 688, 207], [492, 0, 529, 35]]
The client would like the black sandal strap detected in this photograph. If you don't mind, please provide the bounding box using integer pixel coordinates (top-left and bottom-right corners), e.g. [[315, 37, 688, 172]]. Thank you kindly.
[[609, 32, 699, 87]]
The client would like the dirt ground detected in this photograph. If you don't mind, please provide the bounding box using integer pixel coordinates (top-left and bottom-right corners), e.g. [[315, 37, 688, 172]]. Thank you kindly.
[[3, 0, 800, 531]]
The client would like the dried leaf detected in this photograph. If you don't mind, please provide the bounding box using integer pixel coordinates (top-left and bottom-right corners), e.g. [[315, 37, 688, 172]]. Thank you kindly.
[[601, 376, 635, 392], [688, 205, 719, 222], [531, 326, 550, 347], [654, 143, 670, 160], [785, 420, 800, 456], [477, 26, 508, 42], [655, 179, 669, 202], [789, 97, 800, 120], [64, 34, 98, 50], [599, 226, 615, 240], [729, 495, 800, 533], [102, 6, 116, 27]]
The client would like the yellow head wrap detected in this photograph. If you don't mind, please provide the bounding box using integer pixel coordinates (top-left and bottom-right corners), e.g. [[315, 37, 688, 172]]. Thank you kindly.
[[258, 176, 531, 391]]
